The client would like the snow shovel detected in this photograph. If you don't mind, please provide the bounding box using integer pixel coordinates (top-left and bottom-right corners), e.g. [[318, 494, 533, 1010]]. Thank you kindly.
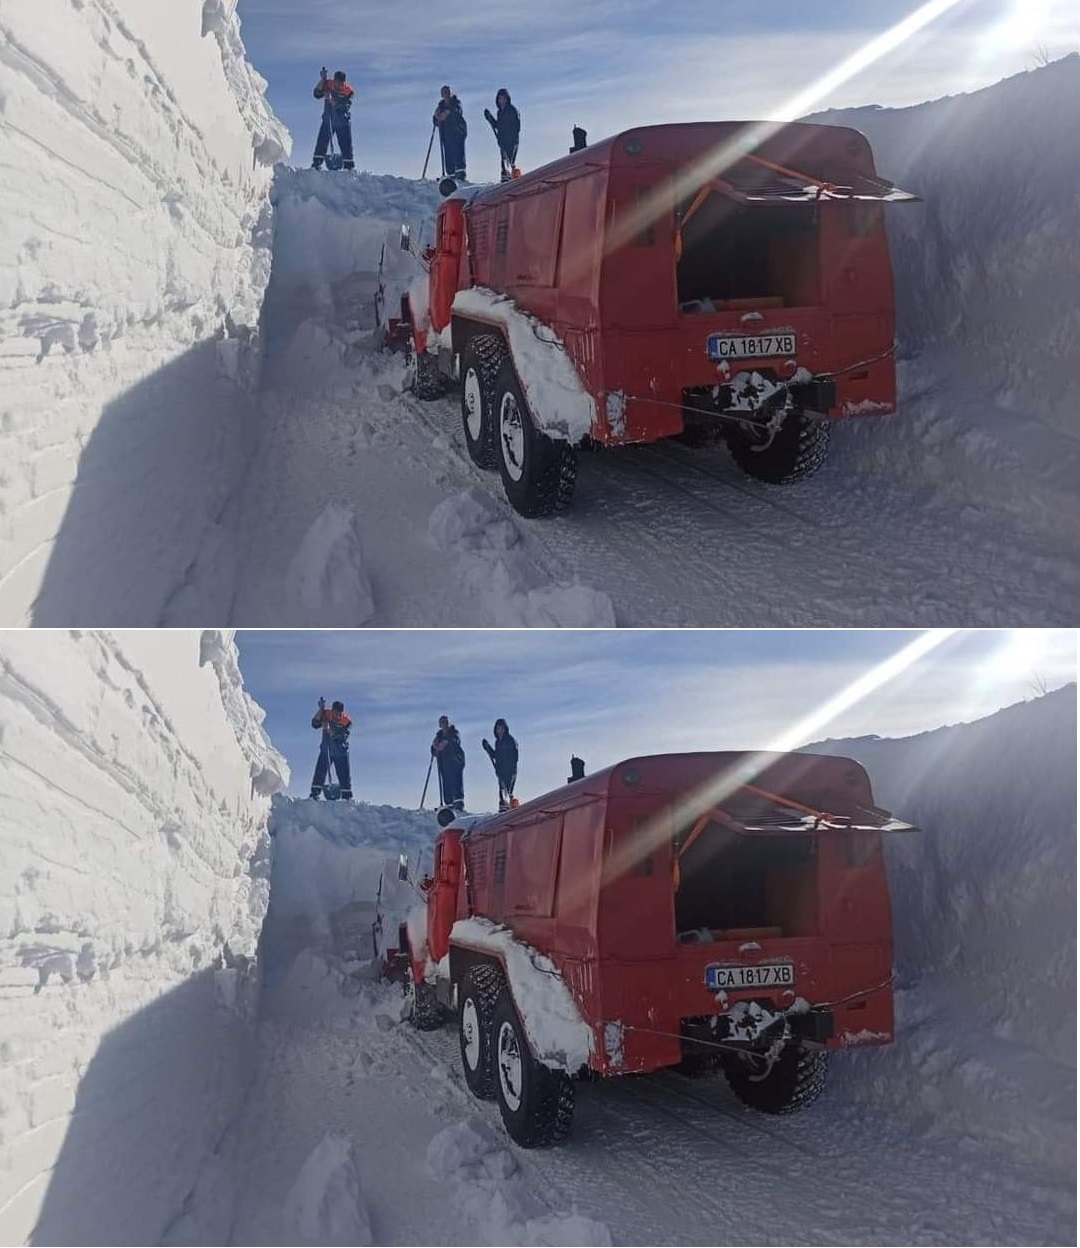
[[419, 754, 435, 809], [325, 122, 344, 173], [323, 744, 342, 801], [421, 123, 437, 179]]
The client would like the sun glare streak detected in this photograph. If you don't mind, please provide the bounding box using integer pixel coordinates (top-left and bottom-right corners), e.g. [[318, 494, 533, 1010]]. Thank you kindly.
[[602, 628, 960, 887], [597, 0, 967, 265]]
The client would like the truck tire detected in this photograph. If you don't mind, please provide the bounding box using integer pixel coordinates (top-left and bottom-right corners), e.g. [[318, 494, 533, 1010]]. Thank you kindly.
[[494, 359, 577, 518], [726, 413, 830, 484], [723, 1044, 828, 1115], [492, 996, 575, 1147], [458, 964, 503, 1098], [413, 349, 446, 401], [460, 336, 504, 469], [405, 976, 444, 1032]]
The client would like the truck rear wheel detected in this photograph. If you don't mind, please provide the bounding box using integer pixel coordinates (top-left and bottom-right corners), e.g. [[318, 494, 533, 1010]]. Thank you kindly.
[[726, 413, 830, 484], [724, 1044, 828, 1115], [494, 360, 577, 518], [458, 964, 503, 1098], [460, 337, 504, 469], [492, 996, 575, 1147]]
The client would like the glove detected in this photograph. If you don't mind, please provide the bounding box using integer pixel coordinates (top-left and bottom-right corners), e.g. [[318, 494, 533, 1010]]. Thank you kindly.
[[484, 109, 494, 123], [318, 697, 326, 711], [482, 738, 493, 756]]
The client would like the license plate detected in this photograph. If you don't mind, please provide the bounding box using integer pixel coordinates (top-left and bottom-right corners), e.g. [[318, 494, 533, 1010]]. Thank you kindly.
[[707, 333, 797, 361], [706, 963, 795, 991]]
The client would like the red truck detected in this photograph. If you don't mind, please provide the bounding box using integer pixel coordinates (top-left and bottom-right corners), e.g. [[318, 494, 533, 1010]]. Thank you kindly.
[[400, 750, 914, 1148], [405, 120, 917, 517]]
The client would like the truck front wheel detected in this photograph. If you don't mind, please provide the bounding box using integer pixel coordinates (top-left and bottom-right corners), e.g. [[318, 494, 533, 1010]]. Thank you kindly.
[[494, 360, 577, 518], [404, 976, 444, 1031], [723, 1043, 828, 1115], [492, 997, 575, 1147], [458, 964, 503, 1098], [460, 337, 503, 469], [726, 412, 830, 484], [413, 349, 447, 401]]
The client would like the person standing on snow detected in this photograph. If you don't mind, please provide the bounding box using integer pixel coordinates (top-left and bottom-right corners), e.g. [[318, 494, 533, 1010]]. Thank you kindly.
[[431, 714, 465, 810], [312, 68, 355, 170], [310, 697, 353, 799], [482, 718, 518, 810], [484, 89, 520, 182], [433, 85, 467, 180]]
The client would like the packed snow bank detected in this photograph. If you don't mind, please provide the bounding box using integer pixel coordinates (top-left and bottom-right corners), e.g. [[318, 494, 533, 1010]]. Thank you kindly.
[[263, 796, 438, 975], [263, 168, 440, 377], [427, 1119, 611, 1246], [807, 685, 1076, 1176], [283, 1133, 373, 1247], [429, 488, 616, 627], [452, 288, 596, 442], [813, 57, 1080, 441], [279, 503, 376, 627], [0, 1, 289, 625], [0, 629, 287, 1244]]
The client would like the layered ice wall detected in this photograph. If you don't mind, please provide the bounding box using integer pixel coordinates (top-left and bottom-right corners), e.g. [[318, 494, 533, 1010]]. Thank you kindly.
[[0, 630, 287, 1244], [0, 1, 289, 625]]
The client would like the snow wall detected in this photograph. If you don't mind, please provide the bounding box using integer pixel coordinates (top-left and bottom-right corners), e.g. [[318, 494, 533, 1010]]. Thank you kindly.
[[261, 168, 440, 390], [816, 56, 1080, 544], [0, 630, 287, 1245], [809, 685, 1076, 1179], [263, 797, 438, 977], [0, 1, 289, 626], [815, 55, 1080, 440]]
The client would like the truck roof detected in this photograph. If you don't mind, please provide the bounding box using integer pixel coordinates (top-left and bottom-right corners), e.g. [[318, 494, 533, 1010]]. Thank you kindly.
[[452, 749, 880, 841], [458, 119, 885, 212]]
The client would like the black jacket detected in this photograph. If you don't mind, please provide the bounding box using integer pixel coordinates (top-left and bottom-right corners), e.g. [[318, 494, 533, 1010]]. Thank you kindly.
[[483, 732, 518, 784], [433, 95, 467, 139], [485, 99, 520, 155], [432, 725, 465, 769]]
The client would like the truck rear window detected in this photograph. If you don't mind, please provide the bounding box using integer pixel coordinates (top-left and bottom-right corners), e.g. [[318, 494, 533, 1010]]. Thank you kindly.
[[674, 821, 818, 940], [677, 193, 820, 312]]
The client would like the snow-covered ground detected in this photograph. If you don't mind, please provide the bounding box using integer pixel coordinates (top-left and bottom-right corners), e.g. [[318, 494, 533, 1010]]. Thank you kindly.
[[0, 630, 287, 1244], [2, 19, 1077, 625]]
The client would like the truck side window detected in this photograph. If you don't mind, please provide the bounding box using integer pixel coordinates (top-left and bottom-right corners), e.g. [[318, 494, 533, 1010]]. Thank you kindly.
[[495, 219, 509, 255]]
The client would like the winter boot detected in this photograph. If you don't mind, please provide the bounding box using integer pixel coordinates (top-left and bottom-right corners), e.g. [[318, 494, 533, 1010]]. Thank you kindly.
[[310, 786, 322, 799], [342, 160, 355, 171], [452, 798, 465, 811], [340, 788, 353, 800], [311, 158, 324, 170]]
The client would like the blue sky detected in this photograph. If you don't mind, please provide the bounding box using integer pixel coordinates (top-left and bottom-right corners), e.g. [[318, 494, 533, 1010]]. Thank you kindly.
[[236, 0, 1078, 179], [236, 628, 1076, 809]]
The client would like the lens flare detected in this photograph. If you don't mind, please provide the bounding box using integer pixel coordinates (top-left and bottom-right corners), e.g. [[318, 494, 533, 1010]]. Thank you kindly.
[[601, 0, 967, 261], [603, 629, 959, 885]]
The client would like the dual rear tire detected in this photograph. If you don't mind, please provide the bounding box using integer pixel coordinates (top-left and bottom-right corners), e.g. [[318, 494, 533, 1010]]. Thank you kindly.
[[458, 965, 575, 1148], [459, 337, 576, 518]]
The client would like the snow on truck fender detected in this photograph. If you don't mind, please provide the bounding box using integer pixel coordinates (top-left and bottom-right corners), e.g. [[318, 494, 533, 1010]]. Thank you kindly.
[[450, 916, 593, 1073], [451, 288, 596, 443]]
